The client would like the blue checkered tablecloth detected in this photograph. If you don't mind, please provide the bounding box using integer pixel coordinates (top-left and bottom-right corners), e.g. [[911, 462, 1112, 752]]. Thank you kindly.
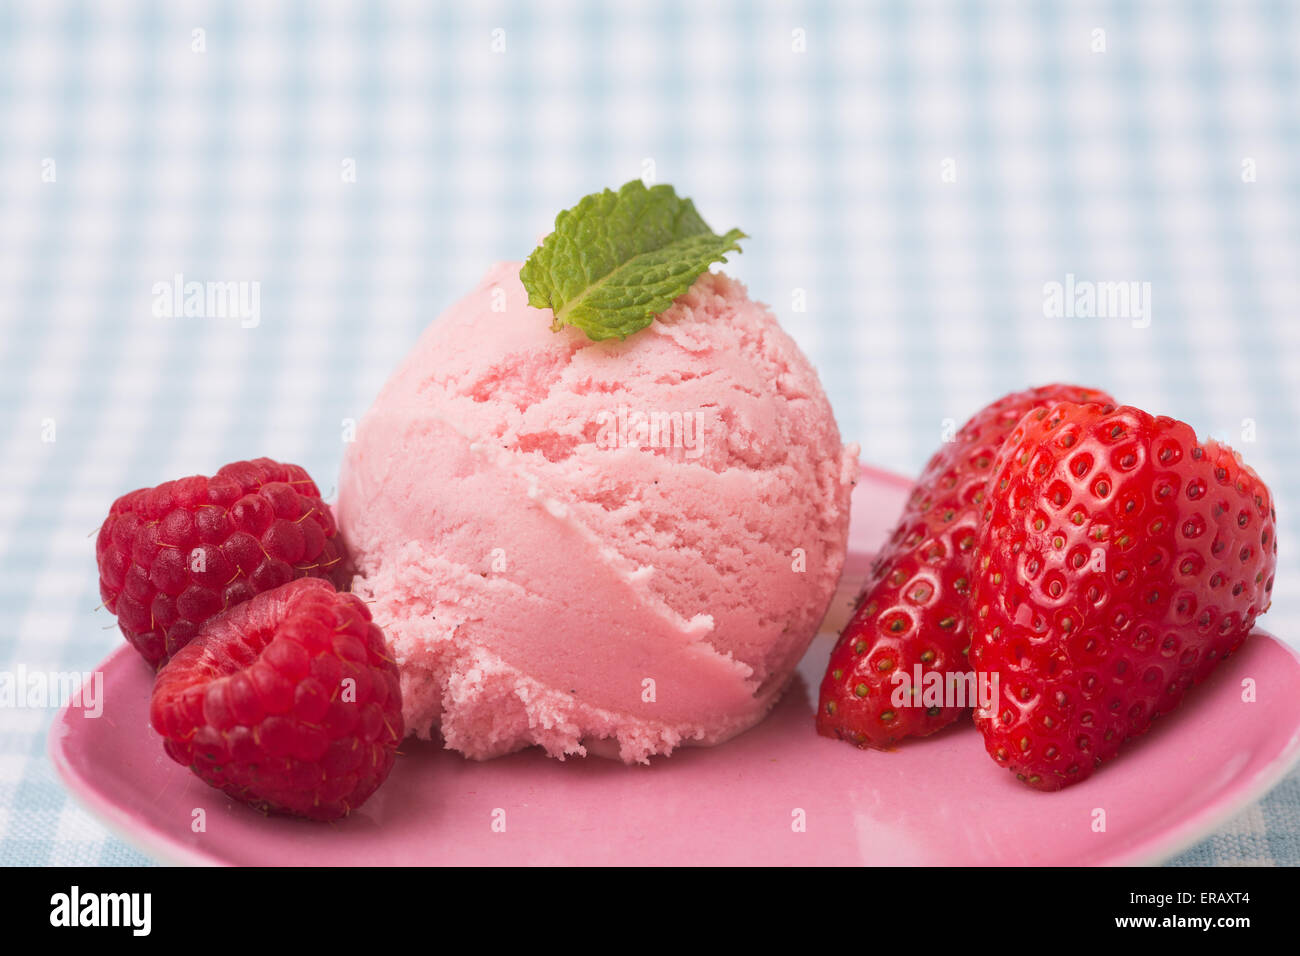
[[2, 0, 1298, 866]]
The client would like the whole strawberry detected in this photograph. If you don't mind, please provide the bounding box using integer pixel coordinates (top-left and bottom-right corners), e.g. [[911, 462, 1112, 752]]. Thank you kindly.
[[96, 458, 352, 669], [970, 401, 1276, 790], [818, 384, 1113, 748], [150, 578, 403, 821]]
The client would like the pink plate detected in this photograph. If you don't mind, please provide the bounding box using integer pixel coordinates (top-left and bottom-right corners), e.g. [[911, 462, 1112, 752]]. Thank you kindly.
[[50, 465, 1300, 865]]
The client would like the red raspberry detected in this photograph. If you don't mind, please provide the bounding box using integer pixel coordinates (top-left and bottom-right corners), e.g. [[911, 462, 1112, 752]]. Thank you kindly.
[[150, 578, 403, 821], [96, 458, 352, 668]]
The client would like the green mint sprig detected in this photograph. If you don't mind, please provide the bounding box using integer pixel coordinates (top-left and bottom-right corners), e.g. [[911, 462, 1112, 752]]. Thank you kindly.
[[519, 180, 746, 342]]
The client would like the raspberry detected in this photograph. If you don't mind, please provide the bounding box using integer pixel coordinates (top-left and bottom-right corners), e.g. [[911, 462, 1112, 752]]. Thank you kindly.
[[96, 458, 352, 668], [150, 578, 403, 821]]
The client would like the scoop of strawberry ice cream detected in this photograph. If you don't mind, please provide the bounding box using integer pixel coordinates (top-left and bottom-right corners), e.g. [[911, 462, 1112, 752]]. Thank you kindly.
[[337, 262, 858, 763]]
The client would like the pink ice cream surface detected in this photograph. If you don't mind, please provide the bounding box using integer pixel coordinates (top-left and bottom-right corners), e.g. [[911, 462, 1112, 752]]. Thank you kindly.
[[337, 262, 858, 763]]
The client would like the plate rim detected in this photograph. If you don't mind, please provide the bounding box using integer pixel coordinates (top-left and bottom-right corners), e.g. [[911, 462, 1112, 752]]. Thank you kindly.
[[1101, 633, 1300, 866], [48, 652, 224, 867]]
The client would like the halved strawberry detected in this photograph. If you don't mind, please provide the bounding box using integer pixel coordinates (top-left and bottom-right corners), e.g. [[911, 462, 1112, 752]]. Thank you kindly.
[[817, 384, 1113, 748], [970, 401, 1276, 790]]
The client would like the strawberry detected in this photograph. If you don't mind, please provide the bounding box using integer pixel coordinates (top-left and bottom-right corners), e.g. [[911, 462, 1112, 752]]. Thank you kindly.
[[970, 401, 1276, 790], [817, 384, 1114, 748]]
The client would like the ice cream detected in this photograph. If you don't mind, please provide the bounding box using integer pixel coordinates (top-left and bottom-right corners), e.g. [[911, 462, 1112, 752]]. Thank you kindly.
[[337, 261, 858, 763]]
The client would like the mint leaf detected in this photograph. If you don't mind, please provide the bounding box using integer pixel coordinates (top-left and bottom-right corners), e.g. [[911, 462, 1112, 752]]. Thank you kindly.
[[520, 180, 746, 341]]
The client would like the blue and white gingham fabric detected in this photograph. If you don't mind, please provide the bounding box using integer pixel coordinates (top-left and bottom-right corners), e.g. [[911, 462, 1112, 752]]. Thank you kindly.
[[1, 0, 1298, 866]]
